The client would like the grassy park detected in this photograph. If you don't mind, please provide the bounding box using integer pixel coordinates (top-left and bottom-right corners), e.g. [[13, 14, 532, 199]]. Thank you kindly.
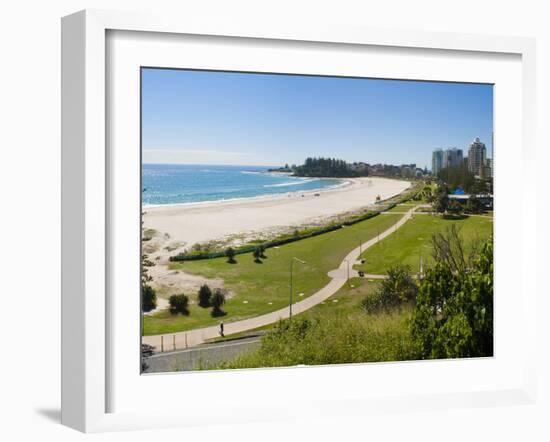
[[355, 214, 493, 275], [143, 212, 403, 335]]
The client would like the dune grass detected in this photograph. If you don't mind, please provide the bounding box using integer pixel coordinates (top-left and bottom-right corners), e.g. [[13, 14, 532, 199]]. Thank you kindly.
[[355, 214, 493, 275], [143, 213, 403, 335]]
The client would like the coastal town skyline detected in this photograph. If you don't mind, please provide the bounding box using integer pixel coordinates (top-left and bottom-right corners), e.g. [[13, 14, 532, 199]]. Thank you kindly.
[[142, 68, 493, 168]]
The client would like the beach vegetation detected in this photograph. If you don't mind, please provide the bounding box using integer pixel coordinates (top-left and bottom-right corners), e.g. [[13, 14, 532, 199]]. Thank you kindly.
[[197, 284, 212, 308], [169, 294, 190, 315], [141, 251, 157, 312], [142, 284, 157, 313]]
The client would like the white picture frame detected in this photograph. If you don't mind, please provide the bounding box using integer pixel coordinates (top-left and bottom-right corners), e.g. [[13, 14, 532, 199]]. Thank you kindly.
[[61, 9, 537, 433]]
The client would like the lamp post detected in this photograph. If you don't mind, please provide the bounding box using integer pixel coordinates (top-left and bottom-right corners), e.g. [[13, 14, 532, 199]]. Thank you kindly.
[[289, 257, 306, 320], [343, 259, 350, 282]]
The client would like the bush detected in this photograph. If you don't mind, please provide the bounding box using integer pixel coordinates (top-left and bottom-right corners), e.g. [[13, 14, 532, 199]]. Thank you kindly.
[[446, 199, 463, 215], [197, 284, 212, 308], [169, 213, 381, 262], [411, 237, 493, 359], [211, 289, 227, 317], [225, 247, 237, 264], [465, 195, 483, 214], [142, 284, 157, 312], [213, 313, 416, 369], [253, 247, 263, 263], [169, 294, 189, 315], [362, 265, 417, 313]]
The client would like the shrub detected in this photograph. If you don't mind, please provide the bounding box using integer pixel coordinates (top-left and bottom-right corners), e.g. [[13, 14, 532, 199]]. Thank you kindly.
[[142, 284, 157, 312], [362, 265, 417, 314], [253, 247, 263, 263], [211, 289, 227, 317], [225, 247, 237, 264], [411, 237, 493, 359], [213, 313, 416, 369], [197, 284, 212, 308], [465, 195, 483, 214], [447, 199, 463, 215], [169, 294, 189, 316], [433, 186, 449, 213]]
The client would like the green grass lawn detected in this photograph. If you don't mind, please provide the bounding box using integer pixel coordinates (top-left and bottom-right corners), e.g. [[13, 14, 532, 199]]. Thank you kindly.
[[143, 213, 403, 335], [206, 277, 379, 343], [298, 276, 379, 320], [355, 214, 493, 275]]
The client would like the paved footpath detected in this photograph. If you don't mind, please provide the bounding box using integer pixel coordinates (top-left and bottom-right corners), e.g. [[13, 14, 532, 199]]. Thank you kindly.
[[143, 205, 426, 353]]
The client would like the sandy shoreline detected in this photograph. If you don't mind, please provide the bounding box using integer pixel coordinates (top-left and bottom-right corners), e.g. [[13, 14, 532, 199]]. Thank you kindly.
[[144, 177, 410, 254]]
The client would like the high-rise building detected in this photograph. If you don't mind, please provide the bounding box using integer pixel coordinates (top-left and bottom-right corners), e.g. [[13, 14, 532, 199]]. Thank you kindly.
[[442, 148, 464, 169], [468, 137, 487, 177], [432, 149, 443, 176], [432, 147, 463, 175], [483, 158, 493, 178]]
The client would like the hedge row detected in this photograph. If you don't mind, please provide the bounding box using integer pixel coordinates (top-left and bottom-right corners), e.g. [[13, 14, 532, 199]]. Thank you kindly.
[[169, 209, 386, 262]]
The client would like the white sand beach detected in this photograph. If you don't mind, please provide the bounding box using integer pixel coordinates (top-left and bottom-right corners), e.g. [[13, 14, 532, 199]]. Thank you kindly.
[[144, 177, 409, 254]]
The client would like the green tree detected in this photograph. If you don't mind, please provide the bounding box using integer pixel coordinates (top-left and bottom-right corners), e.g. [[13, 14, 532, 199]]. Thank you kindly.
[[211, 289, 227, 317], [142, 284, 157, 313], [362, 265, 417, 313], [253, 247, 263, 263], [169, 294, 190, 315], [446, 199, 463, 216], [411, 237, 493, 359], [465, 195, 483, 214], [197, 284, 212, 308], [141, 251, 157, 312], [433, 186, 449, 213], [225, 247, 237, 264]]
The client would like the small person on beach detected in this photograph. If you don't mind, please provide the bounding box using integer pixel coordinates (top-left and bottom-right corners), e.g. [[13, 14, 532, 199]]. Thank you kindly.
[[219, 321, 225, 337]]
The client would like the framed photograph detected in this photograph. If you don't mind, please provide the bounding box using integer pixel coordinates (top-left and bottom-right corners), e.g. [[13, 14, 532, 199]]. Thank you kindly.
[[61, 9, 537, 432]]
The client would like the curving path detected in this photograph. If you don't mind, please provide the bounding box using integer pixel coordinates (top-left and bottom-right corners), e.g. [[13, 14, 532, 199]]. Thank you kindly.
[[143, 205, 426, 353]]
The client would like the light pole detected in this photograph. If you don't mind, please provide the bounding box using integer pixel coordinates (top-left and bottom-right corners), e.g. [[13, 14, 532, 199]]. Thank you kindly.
[[343, 259, 350, 282], [289, 257, 306, 320]]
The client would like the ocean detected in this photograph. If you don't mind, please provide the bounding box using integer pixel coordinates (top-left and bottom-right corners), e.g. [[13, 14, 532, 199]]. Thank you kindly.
[[142, 164, 342, 206]]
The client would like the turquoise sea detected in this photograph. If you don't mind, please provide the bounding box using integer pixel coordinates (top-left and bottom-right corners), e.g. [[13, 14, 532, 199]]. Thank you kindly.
[[142, 164, 342, 206]]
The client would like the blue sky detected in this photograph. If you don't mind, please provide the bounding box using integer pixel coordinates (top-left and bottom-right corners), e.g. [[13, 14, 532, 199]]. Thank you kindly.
[[142, 68, 493, 168]]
